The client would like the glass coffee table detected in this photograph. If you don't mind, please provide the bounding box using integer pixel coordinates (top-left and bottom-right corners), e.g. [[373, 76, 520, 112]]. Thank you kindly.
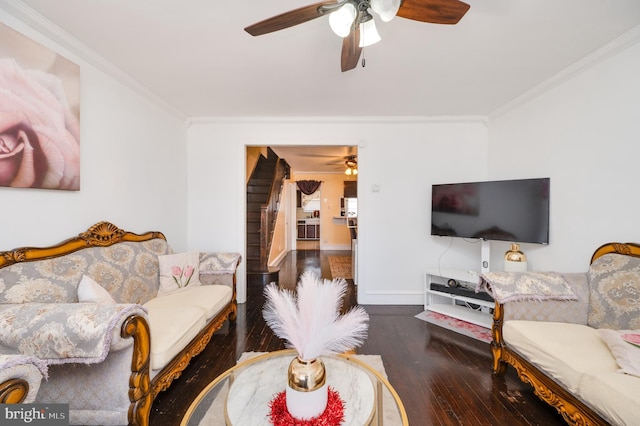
[[181, 349, 408, 426]]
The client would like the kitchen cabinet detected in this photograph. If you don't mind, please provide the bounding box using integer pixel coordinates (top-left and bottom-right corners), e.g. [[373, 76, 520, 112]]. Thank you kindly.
[[297, 219, 320, 240], [344, 181, 357, 198]]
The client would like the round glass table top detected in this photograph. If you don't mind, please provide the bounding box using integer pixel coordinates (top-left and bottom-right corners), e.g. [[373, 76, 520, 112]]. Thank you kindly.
[[181, 349, 408, 426]]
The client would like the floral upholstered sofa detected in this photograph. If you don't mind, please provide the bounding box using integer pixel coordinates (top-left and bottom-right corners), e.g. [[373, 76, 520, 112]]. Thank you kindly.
[[478, 242, 640, 426], [0, 222, 241, 425]]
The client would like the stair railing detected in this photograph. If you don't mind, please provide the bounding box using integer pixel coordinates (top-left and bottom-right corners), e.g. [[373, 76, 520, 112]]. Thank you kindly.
[[259, 158, 289, 270]]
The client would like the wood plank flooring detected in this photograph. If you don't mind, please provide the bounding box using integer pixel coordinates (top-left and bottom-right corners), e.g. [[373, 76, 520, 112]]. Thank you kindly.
[[150, 250, 565, 425]]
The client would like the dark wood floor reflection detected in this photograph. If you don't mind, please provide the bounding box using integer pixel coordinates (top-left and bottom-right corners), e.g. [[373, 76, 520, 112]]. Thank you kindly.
[[151, 250, 564, 425]]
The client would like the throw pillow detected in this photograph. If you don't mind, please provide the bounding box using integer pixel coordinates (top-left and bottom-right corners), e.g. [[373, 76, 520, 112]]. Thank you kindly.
[[598, 329, 640, 378], [588, 253, 640, 329], [77, 274, 115, 304], [158, 251, 201, 296]]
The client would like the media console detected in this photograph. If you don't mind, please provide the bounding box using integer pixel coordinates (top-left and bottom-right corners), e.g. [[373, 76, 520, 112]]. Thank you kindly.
[[423, 268, 494, 329]]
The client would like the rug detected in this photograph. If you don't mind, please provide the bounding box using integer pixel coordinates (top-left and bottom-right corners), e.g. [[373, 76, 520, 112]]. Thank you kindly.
[[415, 310, 492, 343], [328, 256, 352, 280], [192, 352, 403, 425]]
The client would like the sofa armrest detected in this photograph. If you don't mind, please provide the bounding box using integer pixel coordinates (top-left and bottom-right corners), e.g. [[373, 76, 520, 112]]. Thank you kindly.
[[199, 252, 241, 274], [0, 354, 46, 403], [198, 252, 241, 286], [0, 303, 148, 364]]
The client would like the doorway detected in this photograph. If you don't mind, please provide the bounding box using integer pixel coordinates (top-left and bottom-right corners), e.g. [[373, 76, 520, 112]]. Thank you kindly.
[[246, 145, 358, 279]]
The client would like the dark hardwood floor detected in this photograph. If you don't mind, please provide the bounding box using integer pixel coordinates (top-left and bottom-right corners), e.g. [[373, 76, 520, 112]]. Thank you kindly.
[[150, 250, 565, 425]]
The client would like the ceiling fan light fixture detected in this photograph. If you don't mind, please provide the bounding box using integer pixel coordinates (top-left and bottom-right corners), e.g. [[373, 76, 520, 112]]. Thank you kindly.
[[344, 156, 358, 175], [329, 3, 357, 38], [370, 0, 401, 22], [358, 18, 381, 47]]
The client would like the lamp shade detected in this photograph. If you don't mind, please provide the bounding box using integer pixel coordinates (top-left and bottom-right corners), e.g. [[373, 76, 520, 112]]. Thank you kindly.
[[359, 19, 381, 47], [329, 3, 357, 37], [370, 0, 401, 22]]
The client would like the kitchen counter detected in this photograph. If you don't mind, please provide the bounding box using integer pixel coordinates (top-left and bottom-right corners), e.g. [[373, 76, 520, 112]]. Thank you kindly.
[[298, 218, 320, 224]]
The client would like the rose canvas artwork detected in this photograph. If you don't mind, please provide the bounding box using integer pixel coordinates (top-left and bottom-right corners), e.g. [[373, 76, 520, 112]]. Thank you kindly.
[[0, 22, 80, 190]]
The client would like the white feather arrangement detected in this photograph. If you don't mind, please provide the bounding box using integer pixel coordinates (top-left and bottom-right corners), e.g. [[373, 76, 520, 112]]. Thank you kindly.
[[263, 271, 369, 360]]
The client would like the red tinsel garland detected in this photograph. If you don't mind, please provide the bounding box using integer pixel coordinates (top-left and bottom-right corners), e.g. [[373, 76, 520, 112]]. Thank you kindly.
[[268, 387, 345, 426]]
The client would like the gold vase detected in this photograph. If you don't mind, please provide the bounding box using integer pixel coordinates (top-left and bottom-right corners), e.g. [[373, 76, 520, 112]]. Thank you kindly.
[[286, 356, 328, 419], [288, 356, 326, 392], [504, 243, 527, 272]]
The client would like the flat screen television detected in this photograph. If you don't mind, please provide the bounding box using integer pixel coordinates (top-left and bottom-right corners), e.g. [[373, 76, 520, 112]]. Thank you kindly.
[[431, 178, 550, 244]]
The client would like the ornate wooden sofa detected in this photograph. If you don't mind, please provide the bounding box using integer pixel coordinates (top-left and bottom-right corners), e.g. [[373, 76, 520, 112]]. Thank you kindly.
[[0, 222, 241, 425], [483, 243, 640, 426]]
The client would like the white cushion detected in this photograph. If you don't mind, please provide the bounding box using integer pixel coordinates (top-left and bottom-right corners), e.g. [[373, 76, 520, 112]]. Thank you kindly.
[[143, 303, 206, 370], [152, 285, 232, 319], [77, 274, 115, 304], [578, 370, 640, 426], [157, 251, 202, 296], [503, 321, 619, 393]]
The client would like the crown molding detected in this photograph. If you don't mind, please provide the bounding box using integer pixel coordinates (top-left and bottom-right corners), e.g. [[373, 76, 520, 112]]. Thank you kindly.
[[489, 25, 640, 121], [188, 116, 489, 125], [1, 0, 188, 122]]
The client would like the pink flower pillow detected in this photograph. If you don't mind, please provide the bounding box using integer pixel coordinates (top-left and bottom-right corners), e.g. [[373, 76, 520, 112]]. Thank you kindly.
[[158, 251, 201, 296]]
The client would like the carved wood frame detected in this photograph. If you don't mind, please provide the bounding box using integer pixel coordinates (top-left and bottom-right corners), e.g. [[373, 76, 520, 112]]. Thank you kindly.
[[491, 242, 640, 426], [0, 222, 239, 426], [0, 378, 30, 403]]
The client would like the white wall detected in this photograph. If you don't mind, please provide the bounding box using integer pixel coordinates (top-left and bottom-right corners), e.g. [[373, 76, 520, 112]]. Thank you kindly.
[[0, 12, 189, 251], [488, 38, 640, 272], [187, 118, 489, 304], [7, 7, 637, 307]]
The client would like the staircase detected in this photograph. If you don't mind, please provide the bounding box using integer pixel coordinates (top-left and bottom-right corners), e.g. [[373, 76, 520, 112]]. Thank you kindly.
[[246, 148, 289, 286]]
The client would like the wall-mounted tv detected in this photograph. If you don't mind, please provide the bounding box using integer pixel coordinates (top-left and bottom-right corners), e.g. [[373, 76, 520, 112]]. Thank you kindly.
[[431, 178, 550, 244]]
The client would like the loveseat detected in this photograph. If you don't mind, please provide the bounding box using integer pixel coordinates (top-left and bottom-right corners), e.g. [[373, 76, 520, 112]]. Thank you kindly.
[[478, 242, 640, 426], [0, 222, 241, 425]]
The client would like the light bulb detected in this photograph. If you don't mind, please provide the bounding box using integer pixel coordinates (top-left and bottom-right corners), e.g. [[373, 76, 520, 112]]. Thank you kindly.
[[329, 3, 357, 38], [370, 0, 401, 22], [359, 19, 381, 47], [345, 168, 352, 175]]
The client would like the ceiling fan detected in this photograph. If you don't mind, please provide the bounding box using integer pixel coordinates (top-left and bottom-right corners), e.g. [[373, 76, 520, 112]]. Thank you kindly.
[[244, 0, 470, 72]]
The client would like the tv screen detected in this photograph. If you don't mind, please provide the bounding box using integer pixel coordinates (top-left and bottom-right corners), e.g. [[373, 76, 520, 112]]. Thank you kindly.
[[431, 178, 550, 244]]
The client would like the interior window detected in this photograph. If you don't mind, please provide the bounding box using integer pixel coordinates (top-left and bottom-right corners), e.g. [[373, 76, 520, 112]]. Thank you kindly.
[[301, 190, 320, 212]]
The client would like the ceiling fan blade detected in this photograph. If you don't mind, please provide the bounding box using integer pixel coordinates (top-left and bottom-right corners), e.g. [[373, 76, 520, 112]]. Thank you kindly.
[[396, 0, 470, 25], [244, 1, 339, 36], [341, 27, 362, 72]]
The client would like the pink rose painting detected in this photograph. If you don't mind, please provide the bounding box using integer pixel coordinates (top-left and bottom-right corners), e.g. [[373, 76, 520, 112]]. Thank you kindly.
[[0, 23, 80, 191]]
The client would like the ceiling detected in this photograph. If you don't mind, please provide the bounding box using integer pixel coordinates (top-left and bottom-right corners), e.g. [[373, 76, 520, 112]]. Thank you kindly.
[[270, 145, 358, 174], [9, 0, 640, 119]]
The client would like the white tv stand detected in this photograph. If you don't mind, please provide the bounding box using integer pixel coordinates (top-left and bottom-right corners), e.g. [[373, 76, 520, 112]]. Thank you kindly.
[[423, 268, 494, 329]]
